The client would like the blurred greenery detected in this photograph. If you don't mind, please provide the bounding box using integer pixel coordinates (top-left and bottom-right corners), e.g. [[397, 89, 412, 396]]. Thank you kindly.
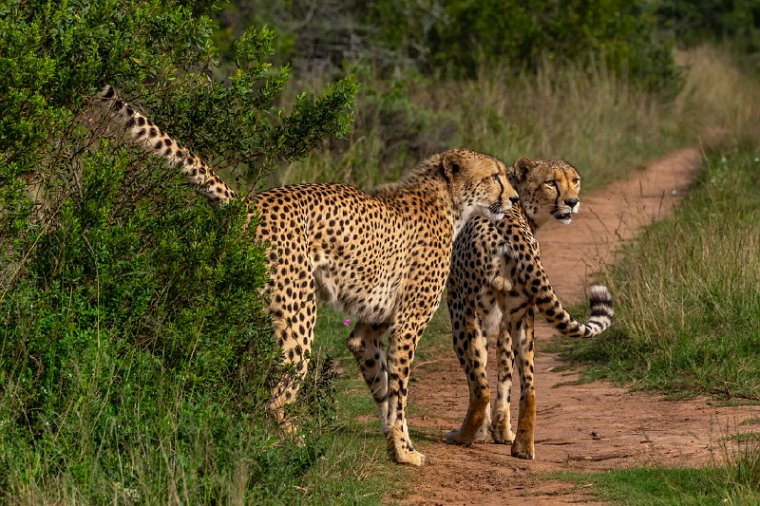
[[219, 0, 682, 93]]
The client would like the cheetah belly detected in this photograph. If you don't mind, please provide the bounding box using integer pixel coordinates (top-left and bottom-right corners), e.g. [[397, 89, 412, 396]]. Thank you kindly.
[[312, 253, 402, 323], [308, 223, 407, 324]]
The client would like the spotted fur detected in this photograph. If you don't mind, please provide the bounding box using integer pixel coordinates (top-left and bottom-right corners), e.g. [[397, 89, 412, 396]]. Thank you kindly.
[[94, 85, 519, 466], [445, 157, 613, 460]]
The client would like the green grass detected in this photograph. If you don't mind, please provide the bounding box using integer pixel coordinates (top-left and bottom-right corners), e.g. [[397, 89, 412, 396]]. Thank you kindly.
[[554, 435, 760, 505], [555, 464, 759, 505], [729, 433, 760, 444], [286, 306, 400, 505]]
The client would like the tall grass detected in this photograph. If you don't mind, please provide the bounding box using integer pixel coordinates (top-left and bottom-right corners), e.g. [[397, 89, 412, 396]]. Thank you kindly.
[[276, 45, 760, 194], [441, 62, 666, 188], [673, 44, 760, 150], [562, 148, 760, 399], [276, 61, 669, 190]]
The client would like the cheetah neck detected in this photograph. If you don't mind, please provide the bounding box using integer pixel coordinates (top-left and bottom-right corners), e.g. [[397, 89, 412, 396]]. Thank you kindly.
[[94, 85, 238, 208], [526, 214, 539, 233]]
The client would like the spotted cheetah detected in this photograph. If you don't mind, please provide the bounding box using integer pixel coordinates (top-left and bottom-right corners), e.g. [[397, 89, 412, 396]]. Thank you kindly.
[[445, 157, 614, 460], [94, 85, 519, 466]]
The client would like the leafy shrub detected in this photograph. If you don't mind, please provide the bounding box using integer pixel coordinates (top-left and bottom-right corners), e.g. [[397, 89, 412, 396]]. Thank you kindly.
[[0, 0, 356, 501]]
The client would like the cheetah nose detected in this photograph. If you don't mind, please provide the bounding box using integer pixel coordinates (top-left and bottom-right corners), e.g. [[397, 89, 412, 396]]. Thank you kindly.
[[565, 198, 579, 208], [509, 195, 520, 204]]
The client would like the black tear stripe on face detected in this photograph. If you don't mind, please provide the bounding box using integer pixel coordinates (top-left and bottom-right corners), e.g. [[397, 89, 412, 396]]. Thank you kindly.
[[495, 173, 505, 199]]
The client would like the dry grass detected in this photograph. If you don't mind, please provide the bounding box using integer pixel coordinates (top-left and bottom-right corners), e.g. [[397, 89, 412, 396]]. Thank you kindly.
[[674, 44, 760, 150], [442, 61, 665, 188], [273, 45, 759, 192]]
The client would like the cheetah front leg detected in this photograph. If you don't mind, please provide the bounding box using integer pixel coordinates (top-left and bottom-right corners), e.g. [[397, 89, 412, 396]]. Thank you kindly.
[[445, 304, 492, 446], [346, 322, 391, 434], [490, 316, 516, 444], [511, 312, 536, 460], [385, 320, 426, 466]]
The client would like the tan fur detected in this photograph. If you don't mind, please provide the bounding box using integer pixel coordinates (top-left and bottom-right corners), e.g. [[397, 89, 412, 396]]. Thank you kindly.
[[94, 85, 519, 466], [445, 157, 613, 460]]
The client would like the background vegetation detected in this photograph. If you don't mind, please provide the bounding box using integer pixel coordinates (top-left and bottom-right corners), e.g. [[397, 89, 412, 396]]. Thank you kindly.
[[1, 0, 759, 503]]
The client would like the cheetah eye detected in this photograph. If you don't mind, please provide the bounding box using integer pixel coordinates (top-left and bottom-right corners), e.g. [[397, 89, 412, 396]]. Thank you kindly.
[[545, 180, 557, 188], [491, 174, 500, 182], [573, 177, 581, 185]]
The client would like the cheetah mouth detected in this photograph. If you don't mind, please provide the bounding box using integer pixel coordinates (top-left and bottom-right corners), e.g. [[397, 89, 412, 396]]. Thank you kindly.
[[553, 211, 572, 224], [487, 202, 506, 220]]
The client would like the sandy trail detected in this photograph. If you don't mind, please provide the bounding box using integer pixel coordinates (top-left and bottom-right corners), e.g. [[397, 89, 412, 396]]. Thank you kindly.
[[393, 148, 760, 505]]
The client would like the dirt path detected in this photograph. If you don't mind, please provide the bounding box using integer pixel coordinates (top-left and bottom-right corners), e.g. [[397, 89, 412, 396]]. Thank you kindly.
[[394, 148, 760, 505]]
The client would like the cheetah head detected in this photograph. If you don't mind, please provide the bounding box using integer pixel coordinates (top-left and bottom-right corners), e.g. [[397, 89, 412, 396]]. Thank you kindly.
[[509, 157, 581, 227], [438, 149, 518, 223]]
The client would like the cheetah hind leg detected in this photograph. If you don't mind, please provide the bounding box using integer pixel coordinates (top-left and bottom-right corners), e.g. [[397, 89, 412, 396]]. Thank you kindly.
[[346, 322, 391, 434], [510, 317, 536, 460], [266, 280, 317, 438], [490, 318, 516, 444]]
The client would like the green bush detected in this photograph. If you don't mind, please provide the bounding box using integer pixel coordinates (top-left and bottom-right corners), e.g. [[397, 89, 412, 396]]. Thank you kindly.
[[217, 1, 679, 93], [0, 0, 357, 501], [423, 0, 678, 92], [656, 0, 760, 53]]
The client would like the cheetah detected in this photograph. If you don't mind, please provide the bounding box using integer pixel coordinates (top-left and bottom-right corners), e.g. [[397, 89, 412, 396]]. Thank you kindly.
[[94, 85, 519, 466], [445, 157, 614, 460]]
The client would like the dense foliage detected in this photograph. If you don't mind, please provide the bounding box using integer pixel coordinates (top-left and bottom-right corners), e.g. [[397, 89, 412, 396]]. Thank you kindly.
[[221, 0, 679, 92], [0, 0, 356, 501], [656, 0, 760, 52]]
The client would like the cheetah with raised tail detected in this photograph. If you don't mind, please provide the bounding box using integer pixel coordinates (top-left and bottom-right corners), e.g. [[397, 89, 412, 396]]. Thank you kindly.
[[94, 85, 519, 466], [445, 157, 614, 459]]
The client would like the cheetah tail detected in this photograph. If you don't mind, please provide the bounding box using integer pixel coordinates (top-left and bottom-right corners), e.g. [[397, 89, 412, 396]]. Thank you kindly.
[[539, 284, 614, 338], [94, 85, 237, 207]]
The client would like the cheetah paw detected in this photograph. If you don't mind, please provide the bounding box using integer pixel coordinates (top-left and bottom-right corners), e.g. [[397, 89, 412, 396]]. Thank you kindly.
[[511, 439, 535, 460], [387, 427, 426, 466], [490, 424, 516, 445]]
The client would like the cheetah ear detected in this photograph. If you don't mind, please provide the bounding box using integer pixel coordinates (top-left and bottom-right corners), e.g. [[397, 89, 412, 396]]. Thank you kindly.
[[439, 151, 461, 183], [510, 157, 535, 183]]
